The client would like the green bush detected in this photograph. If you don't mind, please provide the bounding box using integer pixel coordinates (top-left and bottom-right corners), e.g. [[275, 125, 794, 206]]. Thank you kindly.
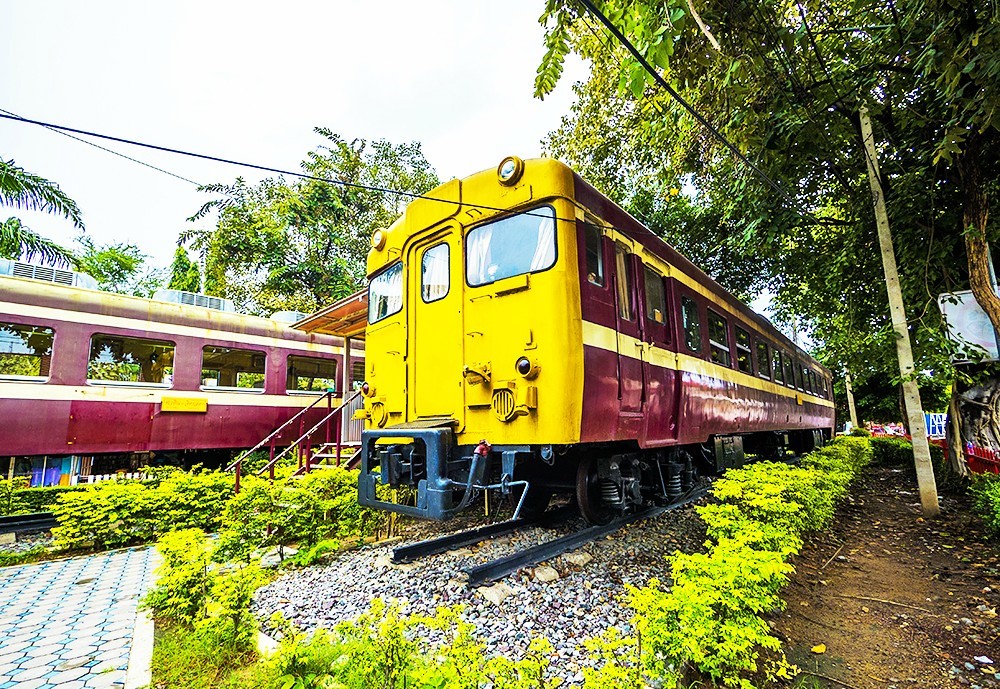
[[623, 437, 872, 688], [49, 469, 233, 551], [142, 529, 213, 625], [970, 473, 1000, 534], [0, 480, 88, 516]]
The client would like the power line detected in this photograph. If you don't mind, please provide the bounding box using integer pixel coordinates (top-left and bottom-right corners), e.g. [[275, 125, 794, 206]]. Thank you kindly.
[[0, 111, 618, 232], [576, 0, 812, 217], [0, 108, 202, 187]]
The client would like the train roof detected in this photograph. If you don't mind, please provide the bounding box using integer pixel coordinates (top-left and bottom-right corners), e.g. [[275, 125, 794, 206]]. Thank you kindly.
[[0, 274, 361, 350]]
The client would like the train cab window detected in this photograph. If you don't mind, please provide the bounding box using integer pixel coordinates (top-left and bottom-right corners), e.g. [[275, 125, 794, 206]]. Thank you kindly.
[[421, 243, 450, 303], [707, 310, 731, 367], [756, 341, 771, 379], [644, 267, 667, 326], [584, 222, 605, 286], [466, 205, 556, 286], [735, 326, 753, 374], [681, 296, 702, 353], [287, 355, 338, 393], [88, 335, 175, 386], [369, 262, 403, 324], [772, 348, 784, 384], [0, 322, 54, 381], [614, 243, 635, 320], [201, 346, 265, 391], [783, 353, 796, 389]]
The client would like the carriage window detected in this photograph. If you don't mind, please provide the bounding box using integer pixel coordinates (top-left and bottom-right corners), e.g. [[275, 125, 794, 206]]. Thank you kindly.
[[0, 322, 54, 380], [644, 267, 667, 325], [772, 348, 784, 384], [707, 310, 731, 367], [88, 335, 174, 386], [756, 341, 770, 379], [735, 326, 752, 374], [287, 355, 338, 392], [804, 367, 814, 394], [421, 243, 449, 303], [351, 360, 365, 390], [614, 243, 635, 321], [466, 205, 556, 286], [201, 346, 265, 390], [369, 262, 403, 324], [584, 222, 605, 286], [783, 354, 796, 389], [681, 297, 702, 353]]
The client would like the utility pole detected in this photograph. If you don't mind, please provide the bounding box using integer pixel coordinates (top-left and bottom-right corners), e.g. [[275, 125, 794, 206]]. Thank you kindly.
[[845, 371, 859, 429], [859, 105, 940, 517]]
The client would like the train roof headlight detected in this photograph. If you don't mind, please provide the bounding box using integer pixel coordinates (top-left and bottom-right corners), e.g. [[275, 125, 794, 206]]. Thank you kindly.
[[497, 156, 524, 186], [371, 228, 387, 251]]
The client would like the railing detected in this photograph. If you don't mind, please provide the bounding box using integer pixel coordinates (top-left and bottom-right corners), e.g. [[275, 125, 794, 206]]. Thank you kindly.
[[965, 443, 1000, 474], [256, 389, 364, 482], [227, 390, 335, 492]]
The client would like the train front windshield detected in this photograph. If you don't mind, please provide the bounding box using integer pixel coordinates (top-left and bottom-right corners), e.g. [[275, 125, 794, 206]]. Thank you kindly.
[[466, 206, 556, 286], [368, 262, 403, 323]]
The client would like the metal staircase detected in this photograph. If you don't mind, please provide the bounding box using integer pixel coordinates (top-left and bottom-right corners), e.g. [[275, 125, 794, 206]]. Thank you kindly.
[[226, 389, 364, 491]]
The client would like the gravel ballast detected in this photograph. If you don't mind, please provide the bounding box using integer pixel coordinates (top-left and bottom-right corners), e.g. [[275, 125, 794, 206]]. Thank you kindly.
[[253, 502, 708, 682]]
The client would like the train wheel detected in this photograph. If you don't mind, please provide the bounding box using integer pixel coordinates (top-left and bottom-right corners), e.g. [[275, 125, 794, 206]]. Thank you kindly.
[[576, 455, 614, 525]]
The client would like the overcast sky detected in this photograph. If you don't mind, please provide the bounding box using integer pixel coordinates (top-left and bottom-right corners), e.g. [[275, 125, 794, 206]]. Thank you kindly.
[[1, 1, 587, 268]]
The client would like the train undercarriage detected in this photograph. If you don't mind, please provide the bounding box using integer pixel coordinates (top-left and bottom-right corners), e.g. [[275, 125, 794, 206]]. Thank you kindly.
[[358, 426, 828, 523]]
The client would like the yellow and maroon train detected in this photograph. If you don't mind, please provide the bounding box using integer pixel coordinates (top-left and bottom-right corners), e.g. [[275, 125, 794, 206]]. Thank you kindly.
[[356, 157, 835, 523]]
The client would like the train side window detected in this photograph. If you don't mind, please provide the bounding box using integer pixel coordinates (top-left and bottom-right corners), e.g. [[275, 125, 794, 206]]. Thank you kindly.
[[707, 309, 731, 367], [88, 334, 174, 386], [369, 262, 403, 324], [772, 348, 784, 384], [584, 223, 605, 286], [756, 341, 771, 379], [421, 243, 450, 303], [804, 367, 814, 394], [735, 326, 752, 374], [783, 353, 796, 389], [614, 243, 635, 321], [681, 296, 702, 353], [201, 346, 265, 391], [643, 267, 667, 326], [287, 355, 338, 393], [351, 360, 365, 390], [0, 322, 54, 381]]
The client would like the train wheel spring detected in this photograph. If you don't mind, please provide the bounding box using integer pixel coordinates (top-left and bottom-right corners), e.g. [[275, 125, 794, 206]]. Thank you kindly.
[[599, 479, 622, 506], [666, 463, 683, 499]]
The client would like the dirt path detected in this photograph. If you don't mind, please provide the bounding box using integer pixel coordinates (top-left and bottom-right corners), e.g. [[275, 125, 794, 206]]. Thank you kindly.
[[778, 466, 1000, 688]]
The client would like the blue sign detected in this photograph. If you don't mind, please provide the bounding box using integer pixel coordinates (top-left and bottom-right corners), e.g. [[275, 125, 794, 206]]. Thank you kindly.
[[925, 413, 947, 439]]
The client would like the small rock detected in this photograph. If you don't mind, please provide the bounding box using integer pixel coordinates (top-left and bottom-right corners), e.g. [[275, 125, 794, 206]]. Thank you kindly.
[[565, 551, 593, 567], [533, 566, 560, 583], [478, 582, 514, 606]]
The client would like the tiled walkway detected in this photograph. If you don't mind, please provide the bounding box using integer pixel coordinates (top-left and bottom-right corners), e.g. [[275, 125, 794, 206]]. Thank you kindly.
[[0, 547, 158, 689]]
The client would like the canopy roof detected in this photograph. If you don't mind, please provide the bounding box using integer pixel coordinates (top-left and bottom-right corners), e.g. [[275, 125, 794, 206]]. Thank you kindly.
[[292, 290, 367, 340]]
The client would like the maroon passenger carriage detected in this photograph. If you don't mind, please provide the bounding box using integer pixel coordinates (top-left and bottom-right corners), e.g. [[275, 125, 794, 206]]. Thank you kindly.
[[0, 263, 364, 485]]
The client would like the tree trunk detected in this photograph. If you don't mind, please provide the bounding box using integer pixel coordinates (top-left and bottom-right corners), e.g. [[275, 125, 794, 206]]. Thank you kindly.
[[958, 141, 1000, 332], [948, 381, 970, 478]]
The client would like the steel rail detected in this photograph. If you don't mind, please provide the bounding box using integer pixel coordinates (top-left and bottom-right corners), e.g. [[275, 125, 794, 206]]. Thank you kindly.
[[0, 511, 58, 535], [462, 484, 710, 587], [391, 505, 576, 564]]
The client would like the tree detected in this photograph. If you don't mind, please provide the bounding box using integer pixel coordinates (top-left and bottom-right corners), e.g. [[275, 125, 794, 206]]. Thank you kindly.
[[73, 235, 164, 297], [166, 246, 201, 293], [0, 158, 81, 265], [182, 130, 439, 315]]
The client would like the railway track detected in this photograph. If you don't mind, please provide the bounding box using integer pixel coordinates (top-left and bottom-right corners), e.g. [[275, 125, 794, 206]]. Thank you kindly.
[[0, 512, 58, 535], [392, 482, 711, 587]]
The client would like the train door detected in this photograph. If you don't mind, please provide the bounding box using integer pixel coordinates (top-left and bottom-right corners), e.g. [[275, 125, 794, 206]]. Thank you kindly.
[[638, 261, 679, 442], [611, 242, 644, 414], [408, 228, 464, 424]]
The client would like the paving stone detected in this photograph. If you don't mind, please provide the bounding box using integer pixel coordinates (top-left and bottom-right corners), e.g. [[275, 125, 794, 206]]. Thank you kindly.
[[82, 669, 126, 688], [7, 664, 50, 682], [57, 646, 97, 661], [45, 664, 90, 684], [19, 654, 61, 669], [3, 676, 51, 689]]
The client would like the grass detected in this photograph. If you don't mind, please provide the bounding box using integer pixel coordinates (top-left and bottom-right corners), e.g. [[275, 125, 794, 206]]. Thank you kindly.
[[150, 620, 263, 689]]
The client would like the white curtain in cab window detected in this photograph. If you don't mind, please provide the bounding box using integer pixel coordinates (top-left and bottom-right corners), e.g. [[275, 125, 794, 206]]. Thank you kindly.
[[422, 244, 450, 302], [530, 215, 555, 271], [369, 263, 403, 322], [467, 224, 493, 286]]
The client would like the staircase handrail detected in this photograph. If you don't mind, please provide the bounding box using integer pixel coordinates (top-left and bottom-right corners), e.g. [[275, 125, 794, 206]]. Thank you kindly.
[[257, 389, 363, 476], [224, 390, 335, 472]]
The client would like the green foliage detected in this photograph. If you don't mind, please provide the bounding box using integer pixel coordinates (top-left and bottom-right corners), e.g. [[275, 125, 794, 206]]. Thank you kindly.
[[142, 528, 213, 625], [150, 620, 258, 689], [167, 245, 201, 293], [623, 438, 872, 688], [1, 483, 87, 516], [183, 132, 439, 315], [970, 473, 1000, 535], [0, 157, 80, 266], [50, 470, 232, 550], [0, 546, 49, 568], [849, 426, 872, 437], [73, 234, 164, 297], [0, 477, 29, 515]]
